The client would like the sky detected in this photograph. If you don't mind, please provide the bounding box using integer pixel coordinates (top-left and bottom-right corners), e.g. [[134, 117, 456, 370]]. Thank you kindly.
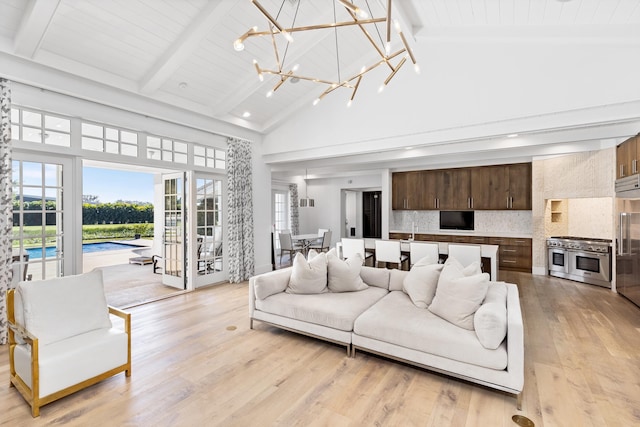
[[83, 167, 154, 203]]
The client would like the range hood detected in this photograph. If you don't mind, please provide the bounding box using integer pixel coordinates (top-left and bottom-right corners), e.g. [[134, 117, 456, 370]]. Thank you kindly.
[[616, 175, 640, 197]]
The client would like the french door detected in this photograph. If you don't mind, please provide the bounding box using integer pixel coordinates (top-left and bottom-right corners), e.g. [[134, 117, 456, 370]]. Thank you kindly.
[[162, 173, 186, 289], [193, 174, 226, 287], [11, 154, 74, 280]]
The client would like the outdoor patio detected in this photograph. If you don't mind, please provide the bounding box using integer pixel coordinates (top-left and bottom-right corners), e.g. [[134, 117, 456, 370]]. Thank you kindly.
[[83, 240, 184, 308]]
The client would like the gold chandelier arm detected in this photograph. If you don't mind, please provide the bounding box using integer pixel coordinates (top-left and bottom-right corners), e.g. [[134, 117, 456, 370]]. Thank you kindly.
[[244, 17, 387, 39], [386, 0, 392, 48], [399, 31, 417, 65], [269, 24, 283, 72], [344, 9, 394, 72], [384, 56, 407, 86], [252, 0, 285, 34]]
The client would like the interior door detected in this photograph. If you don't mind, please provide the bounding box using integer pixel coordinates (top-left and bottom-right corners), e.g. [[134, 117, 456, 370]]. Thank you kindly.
[[162, 173, 186, 289]]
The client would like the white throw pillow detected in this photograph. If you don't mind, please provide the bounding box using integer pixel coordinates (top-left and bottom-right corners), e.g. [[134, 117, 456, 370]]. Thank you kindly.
[[402, 255, 443, 308], [327, 251, 368, 292], [307, 248, 320, 260], [286, 252, 328, 294], [474, 302, 507, 349], [429, 260, 490, 330]]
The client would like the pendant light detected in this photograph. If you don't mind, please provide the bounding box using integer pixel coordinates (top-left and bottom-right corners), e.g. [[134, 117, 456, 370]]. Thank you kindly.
[[300, 169, 315, 208]]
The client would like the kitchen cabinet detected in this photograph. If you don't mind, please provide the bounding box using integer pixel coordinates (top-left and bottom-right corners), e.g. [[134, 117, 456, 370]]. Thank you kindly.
[[488, 237, 532, 272], [469, 163, 531, 210], [420, 168, 471, 210], [617, 135, 640, 179], [392, 163, 531, 211], [392, 171, 422, 210]]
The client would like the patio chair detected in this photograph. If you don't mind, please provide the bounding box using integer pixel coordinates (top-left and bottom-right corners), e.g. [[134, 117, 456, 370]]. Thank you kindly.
[[12, 254, 32, 283]]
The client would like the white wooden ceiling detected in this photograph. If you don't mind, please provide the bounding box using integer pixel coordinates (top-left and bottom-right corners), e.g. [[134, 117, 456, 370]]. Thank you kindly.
[[1, 0, 640, 134]]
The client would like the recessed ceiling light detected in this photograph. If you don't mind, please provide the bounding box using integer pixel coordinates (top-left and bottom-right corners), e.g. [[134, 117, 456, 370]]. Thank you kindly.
[[507, 134, 519, 138], [242, 111, 251, 118], [405, 146, 414, 150], [178, 82, 188, 89]]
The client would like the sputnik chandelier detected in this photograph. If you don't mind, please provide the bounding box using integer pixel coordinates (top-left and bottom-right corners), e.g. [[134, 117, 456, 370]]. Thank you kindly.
[[233, 0, 419, 106]]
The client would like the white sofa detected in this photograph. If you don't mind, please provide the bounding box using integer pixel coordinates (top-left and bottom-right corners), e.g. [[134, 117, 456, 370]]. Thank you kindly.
[[8, 270, 131, 417], [249, 263, 524, 408]]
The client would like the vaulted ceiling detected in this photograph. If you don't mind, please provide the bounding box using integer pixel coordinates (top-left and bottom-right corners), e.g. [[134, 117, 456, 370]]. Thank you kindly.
[[2, 0, 640, 137], [0, 0, 640, 177]]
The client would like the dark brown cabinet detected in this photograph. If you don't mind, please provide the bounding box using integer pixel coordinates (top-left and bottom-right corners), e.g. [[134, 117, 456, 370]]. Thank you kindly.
[[392, 163, 531, 211], [488, 237, 532, 272], [617, 135, 640, 179]]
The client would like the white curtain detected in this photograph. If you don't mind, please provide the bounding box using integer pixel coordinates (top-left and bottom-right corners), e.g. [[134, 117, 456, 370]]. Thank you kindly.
[[226, 137, 254, 283], [289, 183, 299, 235], [0, 78, 13, 345]]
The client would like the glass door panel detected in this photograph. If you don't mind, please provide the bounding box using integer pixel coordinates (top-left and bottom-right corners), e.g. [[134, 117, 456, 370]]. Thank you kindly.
[[162, 173, 186, 289], [195, 175, 225, 286]]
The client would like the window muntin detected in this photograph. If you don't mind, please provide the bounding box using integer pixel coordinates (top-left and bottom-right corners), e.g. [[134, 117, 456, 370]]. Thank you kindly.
[[81, 122, 139, 156], [10, 108, 71, 147], [194, 145, 226, 169]]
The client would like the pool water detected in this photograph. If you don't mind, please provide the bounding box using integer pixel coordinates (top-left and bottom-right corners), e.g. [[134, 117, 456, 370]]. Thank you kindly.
[[25, 242, 142, 260]]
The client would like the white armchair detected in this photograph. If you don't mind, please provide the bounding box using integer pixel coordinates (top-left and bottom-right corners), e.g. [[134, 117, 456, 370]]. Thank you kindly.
[[7, 270, 131, 417]]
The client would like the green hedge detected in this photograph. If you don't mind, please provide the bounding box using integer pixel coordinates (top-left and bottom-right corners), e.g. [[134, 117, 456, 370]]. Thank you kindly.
[[13, 201, 154, 226]]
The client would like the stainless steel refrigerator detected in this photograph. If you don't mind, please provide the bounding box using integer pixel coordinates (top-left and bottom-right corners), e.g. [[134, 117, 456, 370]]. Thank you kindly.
[[616, 195, 640, 308]]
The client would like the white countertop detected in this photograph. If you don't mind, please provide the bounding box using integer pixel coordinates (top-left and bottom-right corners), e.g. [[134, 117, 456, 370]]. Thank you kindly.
[[389, 230, 533, 239]]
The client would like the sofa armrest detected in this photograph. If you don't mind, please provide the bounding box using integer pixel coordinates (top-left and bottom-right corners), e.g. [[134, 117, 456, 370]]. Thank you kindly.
[[249, 268, 292, 317], [8, 319, 37, 345], [505, 283, 524, 392], [108, 306, 131, 332]]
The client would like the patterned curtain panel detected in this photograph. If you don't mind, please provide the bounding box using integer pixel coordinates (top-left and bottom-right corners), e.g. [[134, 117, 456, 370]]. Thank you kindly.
[[226, 137, 255, 283], [289, 183, 299, 235], [0, 78, 13, 345]]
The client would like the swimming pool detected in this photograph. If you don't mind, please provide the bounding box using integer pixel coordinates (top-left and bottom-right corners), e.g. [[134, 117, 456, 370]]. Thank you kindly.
[[25, 242, 142, 259]]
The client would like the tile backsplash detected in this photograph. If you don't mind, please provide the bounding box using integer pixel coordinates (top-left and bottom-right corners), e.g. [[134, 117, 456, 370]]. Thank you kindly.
[[391, 210, 532, 236]]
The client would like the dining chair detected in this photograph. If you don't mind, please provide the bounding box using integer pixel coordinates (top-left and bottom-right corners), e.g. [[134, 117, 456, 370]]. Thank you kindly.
[[279, 232, 304, 266], [447, 244, 482, 268], [309, 230, 332, 252], [374, 240, 409, 270], [409, 242, 440, 267], [341, 238, 374, 265]]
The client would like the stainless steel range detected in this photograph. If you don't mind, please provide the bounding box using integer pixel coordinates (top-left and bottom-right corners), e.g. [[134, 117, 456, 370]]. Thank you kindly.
[[547, 236, 612, 288]]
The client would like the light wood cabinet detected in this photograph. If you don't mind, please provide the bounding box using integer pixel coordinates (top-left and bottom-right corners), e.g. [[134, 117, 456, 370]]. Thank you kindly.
[[617, 135, 640, 179]]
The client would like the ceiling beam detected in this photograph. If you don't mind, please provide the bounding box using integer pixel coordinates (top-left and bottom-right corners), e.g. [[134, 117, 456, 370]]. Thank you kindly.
[[138, 0, 241, 94], [13, 0, 61, 58]]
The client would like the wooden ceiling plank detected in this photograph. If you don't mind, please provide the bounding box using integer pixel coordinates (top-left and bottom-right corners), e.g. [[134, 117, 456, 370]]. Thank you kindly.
[[139, 0, 242, 94], [13, 0, 61, 58]]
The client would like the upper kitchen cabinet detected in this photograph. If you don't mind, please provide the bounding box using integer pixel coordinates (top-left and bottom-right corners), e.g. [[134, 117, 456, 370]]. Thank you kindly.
[[392, 162, 531, 211], [617, 135, 640, 179], [470, 163, 531, 210], [507, 163, 532, 210], [470, 165, 507, 209], [392, 171, 422, 210]]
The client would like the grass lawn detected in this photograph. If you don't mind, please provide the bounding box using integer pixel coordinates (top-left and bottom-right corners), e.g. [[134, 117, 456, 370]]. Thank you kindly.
[[13, 223, 154, 248]]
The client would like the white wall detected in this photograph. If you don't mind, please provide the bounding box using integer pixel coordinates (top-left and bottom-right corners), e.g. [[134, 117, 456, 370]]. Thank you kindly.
[[297, 174, 382, 247], [263, 41, 640, 160]]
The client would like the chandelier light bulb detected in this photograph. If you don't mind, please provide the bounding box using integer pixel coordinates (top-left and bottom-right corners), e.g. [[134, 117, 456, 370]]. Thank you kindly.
[[233, 39, 245, 51], [282, 30, 294, 43], [414, 63, 421, 74], [347, 100, 353, 108], [292, 63, 300, 72], [385, 42, 391, 55], [313, 98, 320, 106], [356, 7, 368, 19], [266, 90, 273, 98], [394, 20, 401, 32], [378, 84, 386, 93]]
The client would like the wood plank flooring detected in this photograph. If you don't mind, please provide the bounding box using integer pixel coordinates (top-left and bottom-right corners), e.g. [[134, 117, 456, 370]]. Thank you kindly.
[[2, 271, 640, 426]]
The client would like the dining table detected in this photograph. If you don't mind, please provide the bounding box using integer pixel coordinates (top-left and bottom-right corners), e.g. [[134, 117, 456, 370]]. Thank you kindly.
[[292, 233, 321, 254]]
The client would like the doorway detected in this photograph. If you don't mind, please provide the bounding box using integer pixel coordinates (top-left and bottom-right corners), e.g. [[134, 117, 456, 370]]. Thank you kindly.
[[363, 191, 382, 238]]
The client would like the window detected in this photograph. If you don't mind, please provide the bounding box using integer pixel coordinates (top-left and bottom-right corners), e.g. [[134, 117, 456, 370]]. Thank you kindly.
[[10, 108, 71, 147], [196, 178, 224, 275], [194, 145, 226, 169], [147, 136, 189, 164], [273, 190, 288, 250], [81, 122, 138, 156]]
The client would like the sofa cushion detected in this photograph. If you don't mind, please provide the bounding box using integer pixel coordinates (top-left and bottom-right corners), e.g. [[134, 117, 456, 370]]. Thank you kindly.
[[14, 328, 128, 398], [16, 269, 112, 345], [359, 266, 390, 289], [389, 269, 409, 291], [354, 291, 507, 370], [287, 252, 328, 294], [428, 259, 490, 330], [474, 282, 509, 349], [402, 256, 443, 308], [256, 287, 388, 331], [327, 251, 368, 293]]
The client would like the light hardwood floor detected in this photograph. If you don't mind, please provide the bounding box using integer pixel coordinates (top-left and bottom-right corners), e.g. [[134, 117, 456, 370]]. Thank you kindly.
[[2, 271, 640, 426]]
